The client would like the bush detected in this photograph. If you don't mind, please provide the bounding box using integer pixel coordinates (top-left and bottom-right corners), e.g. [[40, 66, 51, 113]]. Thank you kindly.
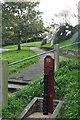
[[53, 23, 74, 44], [41, 39, 47, 46]]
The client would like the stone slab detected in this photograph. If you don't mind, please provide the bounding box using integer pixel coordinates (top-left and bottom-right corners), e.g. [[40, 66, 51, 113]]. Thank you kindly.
[[8, 83, 24, 89], [28, 112, 51, 118], [18, 97, 63, 120], [8, 79, 28, 85]]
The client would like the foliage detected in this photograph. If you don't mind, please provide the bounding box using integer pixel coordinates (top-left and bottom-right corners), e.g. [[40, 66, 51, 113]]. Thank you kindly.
[[2, 78, 43, 118], [72, 24, 80, 44], [55, 60, 80, 119], [2, 60, 80, 119], [42, 43, 51, 48], [41, 39, 47, 46], [2, 2, 44, 49], [53, 23, 74, 44]]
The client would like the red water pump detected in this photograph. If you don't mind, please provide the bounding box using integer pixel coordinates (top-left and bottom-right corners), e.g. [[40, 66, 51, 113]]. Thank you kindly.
[[43, 55, 54, 115]]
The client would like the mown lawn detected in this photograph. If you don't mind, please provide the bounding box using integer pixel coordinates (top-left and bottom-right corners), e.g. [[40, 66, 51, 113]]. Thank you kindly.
[[42, 43, 51, 48], [3, 44, 17, 49], [59, 38, 74, 47], [59, 38, 80, 50], [2, 59, 80, 119], [3, 41, 42, 49], [27, 41, 41, 48], [41, 38, 80, 51], [1, 46, 39, 76]]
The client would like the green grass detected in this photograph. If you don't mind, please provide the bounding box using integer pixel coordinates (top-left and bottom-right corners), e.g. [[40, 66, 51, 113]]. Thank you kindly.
[[2, 78, 43, 118], [1, 46, 39, 76], [59, 38, 80, 50], [59, 38, 73, 47], [3, 41, 42, 49], [2, 59, 80, 119], [42, 43, 51, 48], [25, 41, 41, 48], [3, 44, 17, 49], [41, 38, 80, 51]]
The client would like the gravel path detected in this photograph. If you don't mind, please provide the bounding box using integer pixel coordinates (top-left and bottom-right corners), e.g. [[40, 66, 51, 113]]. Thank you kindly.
[[10, 47, 54, 81]]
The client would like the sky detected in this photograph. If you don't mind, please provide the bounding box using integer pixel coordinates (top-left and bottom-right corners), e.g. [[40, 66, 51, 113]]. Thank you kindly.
[[38, 0, 80, 26], [0, 0, 80, 26]]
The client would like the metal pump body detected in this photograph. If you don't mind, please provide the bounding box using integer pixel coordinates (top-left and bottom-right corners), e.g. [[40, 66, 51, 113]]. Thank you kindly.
[[43, 55, 54, 115]]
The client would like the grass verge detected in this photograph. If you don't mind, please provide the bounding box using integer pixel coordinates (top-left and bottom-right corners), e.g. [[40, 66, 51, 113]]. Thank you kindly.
[[1, 46, 39, 76], [59, 38, 80, 50]]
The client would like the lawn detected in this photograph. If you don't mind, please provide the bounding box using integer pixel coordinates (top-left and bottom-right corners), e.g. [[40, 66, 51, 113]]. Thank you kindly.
[[3, 41, 42, 49], [1, 46, 39, 76], [42, 43, 51, 48], [41, 38, 80, 51], [3, 44, 17, 49], [59, 38, 80, 50], [26, 41, 41, 48]]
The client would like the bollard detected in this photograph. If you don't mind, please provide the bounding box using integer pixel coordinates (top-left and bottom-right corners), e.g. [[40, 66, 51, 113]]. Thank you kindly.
[[2, 60, 8, 107], [54, 44, 59, 70], [43, 55, 54, 115]]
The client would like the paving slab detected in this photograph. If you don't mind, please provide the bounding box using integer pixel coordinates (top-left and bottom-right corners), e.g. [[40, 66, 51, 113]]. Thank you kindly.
[[8, 83, 24, 89], [28, 112, 51, 118]]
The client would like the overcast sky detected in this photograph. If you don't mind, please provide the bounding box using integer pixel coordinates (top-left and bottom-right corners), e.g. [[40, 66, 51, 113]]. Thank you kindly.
[[39, 0, 80, 26], [0, 0, 80, 26]]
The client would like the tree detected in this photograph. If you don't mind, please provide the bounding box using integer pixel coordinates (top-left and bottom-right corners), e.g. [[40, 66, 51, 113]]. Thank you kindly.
[[73, 24, 80, 42], [2, 1, 44, 50], [53, 23, 74, 44], [53, 8, 77, 26]]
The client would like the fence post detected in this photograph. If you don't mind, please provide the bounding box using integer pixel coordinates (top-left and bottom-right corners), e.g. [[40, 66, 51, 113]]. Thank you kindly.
[[0, 60, 2, 113], [54, 44, 59, 70], [2, 60, 8, 107]]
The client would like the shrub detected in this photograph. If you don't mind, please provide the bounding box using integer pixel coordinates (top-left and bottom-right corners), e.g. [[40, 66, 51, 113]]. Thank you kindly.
[[53, 23, 74, 44]]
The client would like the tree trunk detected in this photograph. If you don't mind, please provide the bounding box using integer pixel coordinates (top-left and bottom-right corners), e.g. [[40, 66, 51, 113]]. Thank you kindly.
[[17, 31, 21, 50]]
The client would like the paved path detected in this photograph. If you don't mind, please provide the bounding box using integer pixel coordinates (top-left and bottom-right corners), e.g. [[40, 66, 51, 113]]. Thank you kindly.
[[0, 48, 9, 53], [10, 47, 54, 81]]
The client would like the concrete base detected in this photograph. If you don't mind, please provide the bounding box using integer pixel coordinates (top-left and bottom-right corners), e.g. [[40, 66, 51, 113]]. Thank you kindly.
[[28, 112, 51, 118], [18, 97, 63, 120]]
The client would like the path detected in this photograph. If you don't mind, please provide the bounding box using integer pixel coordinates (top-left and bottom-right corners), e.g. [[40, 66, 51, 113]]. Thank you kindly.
[[10, 47, 54, 81], [0, 48, 9, 53]]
